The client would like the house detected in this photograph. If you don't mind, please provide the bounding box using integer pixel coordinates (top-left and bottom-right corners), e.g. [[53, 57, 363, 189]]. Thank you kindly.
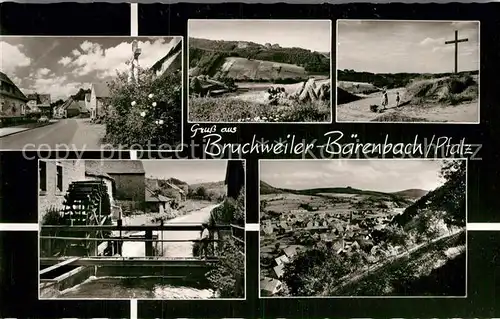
[[237, 41, 249, 49], [260, 277, 283, 296], [26, 93, 50, 114], [275, 254, 290, 266], [150, 37, 182, 79], [164, 182, 186, 202], [57, 98, 86, 118], [332, 239, 345, 254], [145, 187, 172, 214], [0, 71, 28, 117], [262, 224, 274, 235], [273, 264, 285, 278], [89, 82, 111, 119], [283, 245, 302, 259], [84, 160, 145, 203]]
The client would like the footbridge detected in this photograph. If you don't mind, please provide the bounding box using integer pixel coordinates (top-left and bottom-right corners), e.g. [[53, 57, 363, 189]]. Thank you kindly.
[[39, 223, 245, 296]]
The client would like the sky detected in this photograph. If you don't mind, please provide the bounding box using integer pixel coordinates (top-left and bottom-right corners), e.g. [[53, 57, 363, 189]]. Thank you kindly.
[[189, 19, 331, 53], [260, 160, 446, 193], [1, 36, 181, 101], [142, 160, 228, 184], [337, 20, 479, 74]]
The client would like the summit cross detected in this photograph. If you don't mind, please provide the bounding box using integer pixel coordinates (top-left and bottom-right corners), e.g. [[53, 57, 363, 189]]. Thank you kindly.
[[445, 30, 469, 74]]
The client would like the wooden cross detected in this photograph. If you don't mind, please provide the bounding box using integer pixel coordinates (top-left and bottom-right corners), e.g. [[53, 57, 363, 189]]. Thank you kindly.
[[445, 30, 469, 74]]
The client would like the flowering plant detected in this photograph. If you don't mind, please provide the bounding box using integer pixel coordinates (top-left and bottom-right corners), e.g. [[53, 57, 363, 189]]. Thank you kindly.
[[105, 68, 182, 147]]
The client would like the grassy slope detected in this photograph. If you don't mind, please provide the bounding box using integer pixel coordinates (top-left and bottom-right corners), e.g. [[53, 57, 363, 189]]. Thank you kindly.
[[331, 231, 466, 296]]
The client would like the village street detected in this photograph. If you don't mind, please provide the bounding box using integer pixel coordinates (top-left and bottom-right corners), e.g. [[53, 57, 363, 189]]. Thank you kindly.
[[0, 118, 106, 150], [121, 203, 220, 258]]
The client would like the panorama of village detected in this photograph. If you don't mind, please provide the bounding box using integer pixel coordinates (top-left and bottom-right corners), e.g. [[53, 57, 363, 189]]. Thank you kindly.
[[38, 159, 245, 299], [260, 159, 466, 297], [0, 36, 182, 150]]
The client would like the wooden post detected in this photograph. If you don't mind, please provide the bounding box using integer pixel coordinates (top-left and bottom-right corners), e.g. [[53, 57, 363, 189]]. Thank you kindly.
[[145, 230, 153, 257], [445, 30, 469, 74], [117, 218, 123, 255]]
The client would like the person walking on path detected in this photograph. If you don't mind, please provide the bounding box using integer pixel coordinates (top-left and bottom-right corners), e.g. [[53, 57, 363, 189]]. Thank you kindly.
[[199, 223, 210, 259], [381, 89, 389, 110], [396, 91, 401, 108]]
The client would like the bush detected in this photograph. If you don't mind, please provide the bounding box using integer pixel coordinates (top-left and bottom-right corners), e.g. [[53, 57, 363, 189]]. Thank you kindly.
[[205, 239, 244, 298], [104, 68, 182, 148]]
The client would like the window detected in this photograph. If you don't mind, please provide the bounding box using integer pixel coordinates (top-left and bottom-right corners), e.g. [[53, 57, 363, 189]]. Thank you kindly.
[[56, 163, 63, 192], [39, 161, 47, 192]]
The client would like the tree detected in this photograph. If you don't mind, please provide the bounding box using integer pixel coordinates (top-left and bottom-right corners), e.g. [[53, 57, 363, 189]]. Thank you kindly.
[[435, 160, 466, 227], [195, 186, 207, 199], [282, 246, 349, 296]]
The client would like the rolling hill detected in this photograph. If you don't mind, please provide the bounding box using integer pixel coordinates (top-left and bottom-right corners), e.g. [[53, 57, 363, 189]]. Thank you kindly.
[[189, 37, 330, 79], [260, 180, 412, 206], [392, 189, 428, 200]]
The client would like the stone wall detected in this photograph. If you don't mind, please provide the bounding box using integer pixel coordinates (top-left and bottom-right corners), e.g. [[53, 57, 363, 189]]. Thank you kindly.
[[38, 160, 86, 222]]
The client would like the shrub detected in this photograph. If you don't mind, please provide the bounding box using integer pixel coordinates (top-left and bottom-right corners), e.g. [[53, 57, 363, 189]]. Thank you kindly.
[[104, 68, 182, 148]]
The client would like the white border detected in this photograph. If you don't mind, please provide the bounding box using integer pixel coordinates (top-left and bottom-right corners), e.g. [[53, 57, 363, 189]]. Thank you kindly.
[[37, 158, 247, 301], [186, 19, 333, 124], [0, 35, 185, 152], [335, 19, 480, 125], [257, 158, 468, 298]]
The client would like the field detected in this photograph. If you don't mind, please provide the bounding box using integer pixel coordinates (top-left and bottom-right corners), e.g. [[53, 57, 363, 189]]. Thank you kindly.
[[216, 57, 308, 80], [336, 74, 479, 123]]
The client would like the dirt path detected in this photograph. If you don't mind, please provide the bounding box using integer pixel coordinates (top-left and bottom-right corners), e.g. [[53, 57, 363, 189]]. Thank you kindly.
[[337, 88, 478, 123]]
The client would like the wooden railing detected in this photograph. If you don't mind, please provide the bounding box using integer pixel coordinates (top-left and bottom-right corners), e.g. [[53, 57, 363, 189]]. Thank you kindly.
[[40, 223, 245, 258]]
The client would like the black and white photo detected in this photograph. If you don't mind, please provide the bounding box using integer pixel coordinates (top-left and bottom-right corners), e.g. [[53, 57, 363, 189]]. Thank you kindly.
[[188, 19, 332, 123], [0, 36, 183, 150], [39, 159, 245, 299], [336, 20, 479, 123], [260, 159, 466, 297]]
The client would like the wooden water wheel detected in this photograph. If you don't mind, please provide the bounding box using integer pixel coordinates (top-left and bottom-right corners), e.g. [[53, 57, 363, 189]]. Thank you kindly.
[[62, 180, 111, 256]]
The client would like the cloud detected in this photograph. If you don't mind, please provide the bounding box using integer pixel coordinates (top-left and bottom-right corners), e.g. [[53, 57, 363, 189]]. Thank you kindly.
[[37, 68, 51, 76], [60, 37, 178, 79], [420, 37, 445, 46], [58, 56, 72, 67], [22, 73, 86, 101], [0, 41, 32, 74]]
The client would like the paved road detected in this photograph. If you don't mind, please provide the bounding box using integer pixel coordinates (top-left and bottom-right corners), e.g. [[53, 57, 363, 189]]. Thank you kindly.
[[121, 204, 220, 258], [0, 118, 106, 150]]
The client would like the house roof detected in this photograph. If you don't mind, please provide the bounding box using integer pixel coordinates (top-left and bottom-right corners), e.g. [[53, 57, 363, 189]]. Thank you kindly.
[[26, 93, 51, 104], [166, 182, 185, 194], [85, 160, 145, 175], [145, 187, 171, 203], [60, 98, 86, 111], [92, 83, 111, 98], [260, 277, 281, 293], [85, 165, 113, 180], [273, 264, 285, 278], [0, 71, 28, 101]]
